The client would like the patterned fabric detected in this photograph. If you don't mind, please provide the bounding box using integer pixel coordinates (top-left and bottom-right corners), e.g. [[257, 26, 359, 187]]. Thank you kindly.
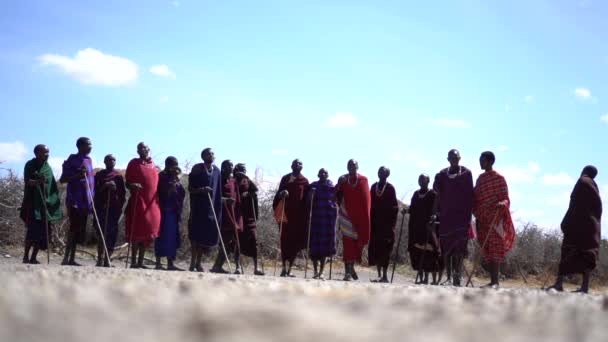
[[125, 158, 161, 245], [188, 163, 222, 247], [61, 154, 95, 211], [433, 166, 474, 257], [308, 180, 337, 258], [338, 204, 357, 239], [473, 170, 516, 263]]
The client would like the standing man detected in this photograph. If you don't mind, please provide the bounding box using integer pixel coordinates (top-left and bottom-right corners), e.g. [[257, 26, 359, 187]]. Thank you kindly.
[[472, 151, 515, 289], [369, 166, 399, 283], [308, 168, 338, 280], [60, 137, 94, 266], [273, 159, 309, 277], [234, 163, 265, 275], [94, 154, 126, 267], [21, 144, 63, 264], [125, 142, 161, 269], [154, 156, 186, 271], [188, 148, 222, 272], [335, 159, 371, 281], [211, 160, 242, 274], [547, 166, 602, 294], [433, 149, 474, 286]]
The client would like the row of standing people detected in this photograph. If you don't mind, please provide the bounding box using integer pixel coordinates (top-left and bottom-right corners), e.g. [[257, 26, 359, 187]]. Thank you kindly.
[[20, 139, 602, 291]]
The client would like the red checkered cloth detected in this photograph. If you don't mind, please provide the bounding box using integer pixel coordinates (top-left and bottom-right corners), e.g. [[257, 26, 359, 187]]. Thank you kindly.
[[473, 170, 515, 262]]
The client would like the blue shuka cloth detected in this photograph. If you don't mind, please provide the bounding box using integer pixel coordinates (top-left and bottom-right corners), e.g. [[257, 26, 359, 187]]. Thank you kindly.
[[308, 180, 337, 258]]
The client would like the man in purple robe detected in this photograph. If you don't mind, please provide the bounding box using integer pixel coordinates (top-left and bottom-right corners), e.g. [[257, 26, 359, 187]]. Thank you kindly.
[[432, 149, 473, 286], [60, 137, 95, 266]]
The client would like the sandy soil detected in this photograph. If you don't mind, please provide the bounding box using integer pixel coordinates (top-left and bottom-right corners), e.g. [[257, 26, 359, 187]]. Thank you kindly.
[[1, 252, 607, 342]]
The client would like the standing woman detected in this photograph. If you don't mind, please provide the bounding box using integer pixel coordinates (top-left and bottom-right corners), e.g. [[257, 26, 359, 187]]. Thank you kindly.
[[408, 174, 441, 285], [154, 156, 186, 271]]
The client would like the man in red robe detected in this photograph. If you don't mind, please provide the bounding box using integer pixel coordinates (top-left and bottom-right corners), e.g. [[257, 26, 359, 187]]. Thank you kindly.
[[472, 151, 515, 289], [125, 142, 161, 269], [273, 159, 309, 277], [335, 159, 371, 281]]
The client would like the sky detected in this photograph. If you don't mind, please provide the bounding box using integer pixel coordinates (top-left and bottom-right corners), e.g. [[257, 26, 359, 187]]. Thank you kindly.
[[0, 0, 607, 232]]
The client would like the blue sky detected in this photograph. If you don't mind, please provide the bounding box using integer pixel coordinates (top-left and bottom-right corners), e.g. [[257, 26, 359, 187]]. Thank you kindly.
[[0, 0, 606, 232]]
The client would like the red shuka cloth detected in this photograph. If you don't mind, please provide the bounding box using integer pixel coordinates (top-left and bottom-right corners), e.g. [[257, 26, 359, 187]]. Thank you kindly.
[[472, 170, 515, 263], [336, 174, 371, 262], [125, 158, 161, 245]]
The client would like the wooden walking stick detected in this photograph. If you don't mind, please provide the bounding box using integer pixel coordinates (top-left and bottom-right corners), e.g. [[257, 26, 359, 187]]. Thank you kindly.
[[304, 188, 316, 279], [329, 205, 338, 280], [466, 208, 503, 287], [125, 190, 139, 268], [390, 212, 407, 283], [273, 199, 286, 277], [102, 190, 112, 263], [208, 192, 232, 273], [85, 176, 112, 267], [37, 184, 51, 264], [251, 196, 264, 274]]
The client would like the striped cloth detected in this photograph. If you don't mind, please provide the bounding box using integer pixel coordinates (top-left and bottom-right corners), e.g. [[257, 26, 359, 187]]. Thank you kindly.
[[308, 180, 337, 257], [338, 203, 357, 239], [473, 170, 515, 262]]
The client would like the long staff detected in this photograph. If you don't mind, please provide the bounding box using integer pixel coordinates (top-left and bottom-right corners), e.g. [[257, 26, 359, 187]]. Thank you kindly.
[[329, 205, 338, 280], [465, 208, 503, 287], [251, 195, 264, 273], [304, 189, 316, 279], [102, 190, 112, 263], [273, 199, 286, 276], [390, 212, 407, 283], [125, 190, 139, 268], [37, 184, 51, 264], [85, 176, 112, 267], [208, 192, 232, 273]]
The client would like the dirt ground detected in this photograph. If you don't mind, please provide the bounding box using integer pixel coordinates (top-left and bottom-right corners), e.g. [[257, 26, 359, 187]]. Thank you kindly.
[[1, 247, 608, 342]]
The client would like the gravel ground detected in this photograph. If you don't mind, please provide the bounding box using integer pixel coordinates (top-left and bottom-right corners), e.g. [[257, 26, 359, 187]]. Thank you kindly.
[[1, 252, 608, 342]]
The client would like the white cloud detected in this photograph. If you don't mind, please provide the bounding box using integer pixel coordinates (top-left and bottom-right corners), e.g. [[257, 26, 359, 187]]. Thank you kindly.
[[600, 114, 608, 124], [271, 149, 289, 156], [604, 185, 608, 194], [541, 173, 575, 186], [497, 145, 509, 152], [429, 118, 471, 129], [524, 95, 534, 103], [390, 151, 433, 169], [47, 157, 64, 178], [171, 1, 180, 7], [38, 48, 138, 86], [149, 64, 176, 79], [548, 191, 572, 209], [0, 141, 28, 163], [497, 161, 540, 184], [504, 105, 510, 112], [159, 95, 169, 103], [326, 112, 358, 128], [573, 87, 591, 100]]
